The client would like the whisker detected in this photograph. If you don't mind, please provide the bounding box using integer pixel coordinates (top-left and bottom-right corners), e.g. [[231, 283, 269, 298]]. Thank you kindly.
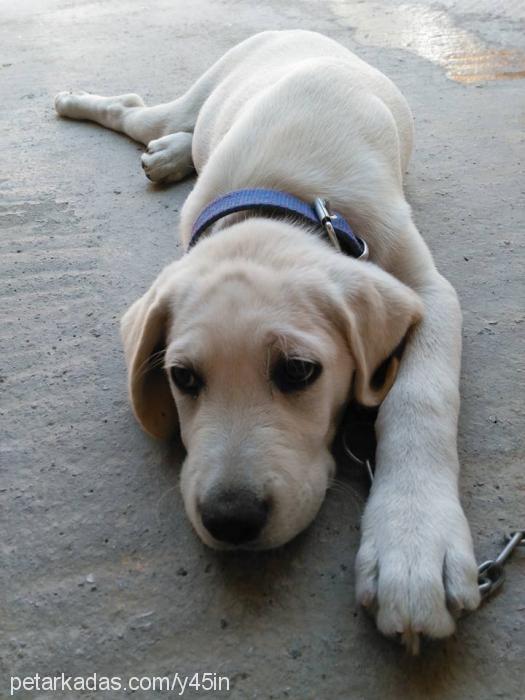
[[134, 349, 167, 381], [155, 484, 179, 527], [328, 477, 366, 509]]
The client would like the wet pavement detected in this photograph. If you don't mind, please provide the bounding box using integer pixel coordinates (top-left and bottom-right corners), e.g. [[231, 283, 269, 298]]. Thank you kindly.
[[1, 1, 524, 698]]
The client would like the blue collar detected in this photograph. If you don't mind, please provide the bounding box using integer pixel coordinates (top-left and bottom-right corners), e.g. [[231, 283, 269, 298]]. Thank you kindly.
[[188, 188, 368, 259]]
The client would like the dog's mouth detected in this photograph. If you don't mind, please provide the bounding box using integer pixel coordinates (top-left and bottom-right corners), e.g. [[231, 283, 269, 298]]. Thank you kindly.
[[202, 537, 269, 552]]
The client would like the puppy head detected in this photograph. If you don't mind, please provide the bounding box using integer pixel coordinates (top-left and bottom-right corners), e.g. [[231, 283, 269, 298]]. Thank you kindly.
[[121, 221, 423, 549]]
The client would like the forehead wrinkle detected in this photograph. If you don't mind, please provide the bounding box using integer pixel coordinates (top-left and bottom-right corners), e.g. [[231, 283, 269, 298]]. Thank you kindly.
[[266, 325, 332, 361], [165, 314, 268, 372], [189, 261, 278, 310], [166, 319, 336, 376]]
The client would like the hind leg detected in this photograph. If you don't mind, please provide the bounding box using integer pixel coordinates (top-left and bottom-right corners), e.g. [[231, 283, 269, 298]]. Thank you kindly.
[[54, 91, 180, 144], [55, 90, 197, 180]]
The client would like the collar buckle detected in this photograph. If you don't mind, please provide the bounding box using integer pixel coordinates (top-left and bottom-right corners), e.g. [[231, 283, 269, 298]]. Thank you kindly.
[[313, 198, 342, 252], [313, 197, 368, 260], [357, 237, 369, 261]]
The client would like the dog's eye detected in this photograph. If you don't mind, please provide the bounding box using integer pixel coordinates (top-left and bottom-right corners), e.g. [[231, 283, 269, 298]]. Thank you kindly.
[[272, 358, 322, 393], [170, 366, 203, 396]]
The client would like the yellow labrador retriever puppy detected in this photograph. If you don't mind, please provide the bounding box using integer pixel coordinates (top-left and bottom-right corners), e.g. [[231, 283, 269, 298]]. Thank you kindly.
[[55, 30, 480, 649]]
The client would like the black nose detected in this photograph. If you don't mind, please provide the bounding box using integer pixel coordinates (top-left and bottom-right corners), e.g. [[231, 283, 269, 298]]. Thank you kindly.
[[200, 489, 269, 545]]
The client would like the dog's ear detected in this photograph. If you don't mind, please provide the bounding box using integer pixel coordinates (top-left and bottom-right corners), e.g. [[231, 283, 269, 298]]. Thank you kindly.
[[334, 261, 424, 406], [120, 268, 179, 439]]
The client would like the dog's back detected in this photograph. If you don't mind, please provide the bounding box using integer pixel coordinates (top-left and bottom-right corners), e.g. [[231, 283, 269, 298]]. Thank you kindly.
[[191, 30, 413, 174]]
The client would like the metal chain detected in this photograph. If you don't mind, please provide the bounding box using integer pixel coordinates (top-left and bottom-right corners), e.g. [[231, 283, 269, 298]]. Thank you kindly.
[[477, 531, 525, 600], [342, 435, 524, 602]]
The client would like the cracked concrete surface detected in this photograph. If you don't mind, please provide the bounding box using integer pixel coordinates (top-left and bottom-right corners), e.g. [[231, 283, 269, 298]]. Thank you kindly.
[[1, 1, 523, 698]]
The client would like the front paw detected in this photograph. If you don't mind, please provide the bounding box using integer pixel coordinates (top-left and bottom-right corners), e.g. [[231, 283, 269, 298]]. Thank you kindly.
[[355, 493, 480, 653]]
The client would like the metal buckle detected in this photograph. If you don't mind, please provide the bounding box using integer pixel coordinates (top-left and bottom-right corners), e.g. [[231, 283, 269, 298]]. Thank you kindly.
[[313, 198, 342, 252], [314, 197, 369, 259], [357, 237, 369, 261]]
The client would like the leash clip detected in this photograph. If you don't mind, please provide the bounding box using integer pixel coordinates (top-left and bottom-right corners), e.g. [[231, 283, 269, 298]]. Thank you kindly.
[[313, 198, 342, 252]]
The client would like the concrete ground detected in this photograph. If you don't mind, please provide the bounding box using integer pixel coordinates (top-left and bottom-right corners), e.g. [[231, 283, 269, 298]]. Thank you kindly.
[[1, 0, 524, 698]]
